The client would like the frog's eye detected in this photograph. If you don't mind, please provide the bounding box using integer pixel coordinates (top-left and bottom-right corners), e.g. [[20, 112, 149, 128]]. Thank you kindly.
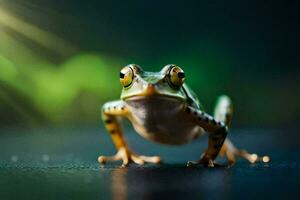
[[169, 66, 185, 88], [120, 66, 134, 87]]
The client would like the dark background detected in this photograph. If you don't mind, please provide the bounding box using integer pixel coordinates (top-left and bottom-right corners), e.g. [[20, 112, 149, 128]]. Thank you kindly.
[[0, 0, 299, 128]]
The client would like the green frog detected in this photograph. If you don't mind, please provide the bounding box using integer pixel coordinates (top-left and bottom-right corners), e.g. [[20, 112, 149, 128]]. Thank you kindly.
[[98, 64, 269, 167]]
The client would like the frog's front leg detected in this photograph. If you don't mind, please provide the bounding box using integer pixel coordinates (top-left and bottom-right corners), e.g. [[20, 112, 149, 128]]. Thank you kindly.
[[185, 106, 228, 167], [98, 100, 161, 166]]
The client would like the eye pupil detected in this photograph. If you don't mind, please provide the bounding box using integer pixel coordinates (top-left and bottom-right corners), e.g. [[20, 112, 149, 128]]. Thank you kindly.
[[178, 72, 185, 78], [168, 66, 185, 88], [120, 66, 135, 88]]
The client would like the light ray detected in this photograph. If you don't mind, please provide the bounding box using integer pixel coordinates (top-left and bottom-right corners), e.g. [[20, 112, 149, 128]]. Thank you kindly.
[[0, 7, 77, 56]]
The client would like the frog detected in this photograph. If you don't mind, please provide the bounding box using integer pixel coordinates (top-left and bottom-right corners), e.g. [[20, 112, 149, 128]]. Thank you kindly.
[[98, 64, 269, 167]]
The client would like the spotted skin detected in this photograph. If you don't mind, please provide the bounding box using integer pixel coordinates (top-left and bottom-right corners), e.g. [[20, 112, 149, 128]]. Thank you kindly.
[[101, 101, 128, 149], [184, 106, 228, 166]]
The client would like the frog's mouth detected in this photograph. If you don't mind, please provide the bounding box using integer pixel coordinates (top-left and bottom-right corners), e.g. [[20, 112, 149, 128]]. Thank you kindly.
[[122, 84, 186, 101], [124, 94, 185, 102], [124, 94, 186, 119]]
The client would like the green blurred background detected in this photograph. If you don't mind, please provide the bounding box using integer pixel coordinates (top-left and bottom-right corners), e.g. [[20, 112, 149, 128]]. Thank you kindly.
[[0, 0, 299, 129]]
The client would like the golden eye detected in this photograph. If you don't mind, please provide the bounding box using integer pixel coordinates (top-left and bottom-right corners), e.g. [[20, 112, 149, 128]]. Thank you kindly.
[[169, 66, 185, 88], [120, 66, 134, 87]]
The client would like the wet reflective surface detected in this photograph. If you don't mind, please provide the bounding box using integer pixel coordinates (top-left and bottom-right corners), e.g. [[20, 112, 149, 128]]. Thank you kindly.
[[0, 126, 299, 199]]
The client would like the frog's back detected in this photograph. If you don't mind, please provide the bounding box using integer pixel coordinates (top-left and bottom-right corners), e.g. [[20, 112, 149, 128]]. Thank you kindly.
[[182, 83, 204, 111]]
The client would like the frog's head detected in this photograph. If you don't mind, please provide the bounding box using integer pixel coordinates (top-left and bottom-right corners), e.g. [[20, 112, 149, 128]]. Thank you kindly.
[[119, 64, 187, 101]]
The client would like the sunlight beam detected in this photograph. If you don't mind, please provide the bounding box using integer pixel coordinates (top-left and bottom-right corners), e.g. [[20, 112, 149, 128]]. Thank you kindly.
[[0, 7, 77, 56]]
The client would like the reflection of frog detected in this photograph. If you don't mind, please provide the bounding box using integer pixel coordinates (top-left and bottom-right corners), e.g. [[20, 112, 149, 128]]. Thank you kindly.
[[98, 64, 269, 167]]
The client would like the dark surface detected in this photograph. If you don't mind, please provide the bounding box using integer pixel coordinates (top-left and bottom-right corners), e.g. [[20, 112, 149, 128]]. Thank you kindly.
[[0, 126, 299, 200]]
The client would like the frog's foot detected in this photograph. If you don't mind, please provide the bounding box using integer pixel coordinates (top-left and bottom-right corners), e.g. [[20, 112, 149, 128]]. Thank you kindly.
[[187, 153, 220, 168], [98, 147, 161, 167], [227, 149, 270, 165], [187, 159, 215, 167], [221, 139, 270, 166]]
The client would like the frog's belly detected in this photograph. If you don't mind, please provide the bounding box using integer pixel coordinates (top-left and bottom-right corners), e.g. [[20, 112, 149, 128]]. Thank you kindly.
[[124, 96, 203, 145]]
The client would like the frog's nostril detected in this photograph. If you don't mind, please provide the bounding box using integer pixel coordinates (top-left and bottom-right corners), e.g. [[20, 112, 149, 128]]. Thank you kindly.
[[148, 84, 155, 88], [146, 84, 156, 95]]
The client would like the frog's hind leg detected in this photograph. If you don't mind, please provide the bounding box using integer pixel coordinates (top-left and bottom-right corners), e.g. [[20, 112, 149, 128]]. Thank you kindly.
[[214, 95, 270, 165], [219, 139, 270, 165]]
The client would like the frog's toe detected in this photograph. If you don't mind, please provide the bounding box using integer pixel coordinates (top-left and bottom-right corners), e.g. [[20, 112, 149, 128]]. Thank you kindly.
[[131, 154, 145, 165], [187, 158, 215, 167], [130, 154, 161, 165], [186, 161, 198, 167], [98, 147, 162, 166], [98, 147, 127, 165], [220, 139, 270, 165], [223, 148, 270, 165], [139, 155, 162, 164], [98, 154, 120, 164], [237, 150, 270, 164]]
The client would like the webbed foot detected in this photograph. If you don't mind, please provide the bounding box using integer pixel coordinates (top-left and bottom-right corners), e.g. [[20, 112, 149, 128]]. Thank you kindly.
[[98, 147, 161, 167]]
